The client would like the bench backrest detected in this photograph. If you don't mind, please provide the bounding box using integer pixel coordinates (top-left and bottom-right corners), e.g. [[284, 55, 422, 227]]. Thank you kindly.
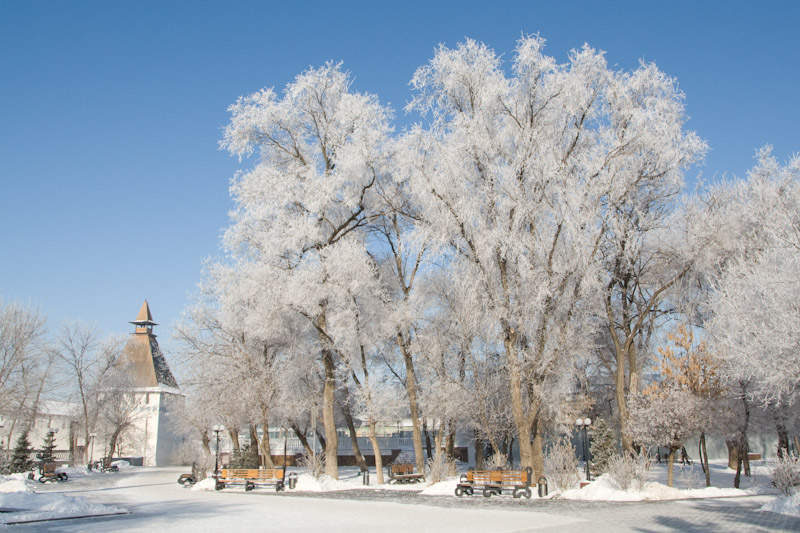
[[390, 464, 415, 476], [467, 467, 532, 486], [220, 468, 285, 481], [102, 457, 113, 468], [42, 463, 57, 474]]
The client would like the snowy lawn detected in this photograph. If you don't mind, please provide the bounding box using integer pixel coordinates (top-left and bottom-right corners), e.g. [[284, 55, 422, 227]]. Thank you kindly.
[[555, 458, 800, 517], [0, 467, 128, 525]]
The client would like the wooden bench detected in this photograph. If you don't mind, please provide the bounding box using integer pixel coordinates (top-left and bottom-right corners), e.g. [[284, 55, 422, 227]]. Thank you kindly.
[[455, 467, 533, 498], [387, 463, 425, 484], [215, 468, 292, 492], [38, 462, 68, 483]]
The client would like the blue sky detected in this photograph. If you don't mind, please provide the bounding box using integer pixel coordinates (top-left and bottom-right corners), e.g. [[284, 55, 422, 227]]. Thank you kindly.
[[1, 0, 798, 353]]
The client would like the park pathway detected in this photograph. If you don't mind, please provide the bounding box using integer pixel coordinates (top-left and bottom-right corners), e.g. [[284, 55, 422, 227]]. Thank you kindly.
[[22, 467, 800, 532]]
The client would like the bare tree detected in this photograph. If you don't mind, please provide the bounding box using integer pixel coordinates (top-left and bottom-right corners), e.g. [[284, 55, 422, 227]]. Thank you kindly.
[[54, 321, 121, 463]]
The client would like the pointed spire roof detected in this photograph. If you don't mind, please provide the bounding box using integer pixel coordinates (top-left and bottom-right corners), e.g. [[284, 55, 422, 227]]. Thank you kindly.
[[131, 300, 158, 327], [122, 300, 178, 389]]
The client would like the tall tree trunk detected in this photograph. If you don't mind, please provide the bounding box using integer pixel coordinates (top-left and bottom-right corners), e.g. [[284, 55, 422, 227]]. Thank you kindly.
[[433, 421, 443, 457], [445, 420, 457, 475], [108, 428, 123, 460], [700, 432, 710, 487], [317, 313, 339, 479], [423, 420, 432, 459], [615, 357, 633, 453], [667, 446, 676, 487], [342, 404, 368, 472], [249, 424, 261, 465], [68, 421, 76, 467], [776, 424, 790, 458], [398, 335, 426, 475], [258, 416, 274, 468], [733, 449, 742, 489], [726, 439, 739, 470], [201, 431, 211, 456], [227, 429, 240, 453], [367, 418, 384, 484], [474, 433, 485, 470]]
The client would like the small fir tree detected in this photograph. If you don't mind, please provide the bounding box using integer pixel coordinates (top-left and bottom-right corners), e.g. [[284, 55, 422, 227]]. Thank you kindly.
[[8, 432, 35, 474], [229, 443, 259, 469], [40, 430, 57, 464], [589, 417, 618, 477], [0, 442, 7, 474]]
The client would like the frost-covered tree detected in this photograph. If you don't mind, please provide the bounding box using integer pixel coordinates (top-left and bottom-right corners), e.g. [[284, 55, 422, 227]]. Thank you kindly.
[[402, 36, 704, 477], [370, 186, 429, 475], [219, 62, 393, 479], [628, 386, 703, 487], [707, 149, 800, 409], [651, 324, 725, 486]]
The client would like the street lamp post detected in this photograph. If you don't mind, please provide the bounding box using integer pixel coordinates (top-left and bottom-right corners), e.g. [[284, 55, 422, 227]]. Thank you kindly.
[[212, 425, 224, 478], [575, 417, 592, 481]]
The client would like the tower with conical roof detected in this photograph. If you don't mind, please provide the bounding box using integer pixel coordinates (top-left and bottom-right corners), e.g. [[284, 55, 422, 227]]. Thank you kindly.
[[124, 300, 178, 389], [118, 300, 182, 466]]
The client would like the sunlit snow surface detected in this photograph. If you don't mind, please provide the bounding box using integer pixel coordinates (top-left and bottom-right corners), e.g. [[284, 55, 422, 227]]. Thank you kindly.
[[5, 460, 799, 529], [0, 467, 127, 525]]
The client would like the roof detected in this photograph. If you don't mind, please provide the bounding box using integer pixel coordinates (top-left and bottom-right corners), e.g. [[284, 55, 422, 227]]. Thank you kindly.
[[130, 299, 158, 327], [120, 302, 178, 389]]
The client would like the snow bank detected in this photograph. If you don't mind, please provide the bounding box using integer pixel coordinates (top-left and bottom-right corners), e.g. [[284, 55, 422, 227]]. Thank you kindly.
[[420, 479, 459, 496], [561, 473, 752, 501], [0, 478, 35, 493], [761, 492, 800, 517], [0, 472, 127, 524], [191, 478, 217, 491], [295, 473, 351, 492]]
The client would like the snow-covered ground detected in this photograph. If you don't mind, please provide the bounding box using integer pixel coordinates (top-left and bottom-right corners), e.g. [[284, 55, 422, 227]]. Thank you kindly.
[[4, 459, 798, 530], [0, 462, 131, 525]]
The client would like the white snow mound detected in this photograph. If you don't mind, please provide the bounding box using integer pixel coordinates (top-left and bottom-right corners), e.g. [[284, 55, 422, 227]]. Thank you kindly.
[[191, 478, 217, 491], [561, 473, 752, 501], [294, 473, 350, 492], [0, 479, 35, 493], [761, 492, 800, 517]]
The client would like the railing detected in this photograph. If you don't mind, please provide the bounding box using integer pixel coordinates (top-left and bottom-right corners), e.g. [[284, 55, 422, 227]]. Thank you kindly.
[[268, 435, 463, 455]]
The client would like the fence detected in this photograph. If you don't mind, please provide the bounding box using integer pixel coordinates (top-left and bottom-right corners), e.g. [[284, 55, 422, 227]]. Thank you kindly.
[[268, 435, 456, 456]]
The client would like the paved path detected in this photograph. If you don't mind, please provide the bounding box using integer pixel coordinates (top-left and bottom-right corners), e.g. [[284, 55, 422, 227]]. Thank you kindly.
[[23, 468, 800, 532]]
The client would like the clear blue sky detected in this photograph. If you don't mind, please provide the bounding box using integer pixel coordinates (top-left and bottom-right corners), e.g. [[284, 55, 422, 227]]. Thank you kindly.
[[1, 0, 798, 354]]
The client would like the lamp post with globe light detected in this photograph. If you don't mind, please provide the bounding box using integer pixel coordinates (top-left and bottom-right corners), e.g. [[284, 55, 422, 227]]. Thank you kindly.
[[575, 417, 592, 481], [212, 425, 224, 478]]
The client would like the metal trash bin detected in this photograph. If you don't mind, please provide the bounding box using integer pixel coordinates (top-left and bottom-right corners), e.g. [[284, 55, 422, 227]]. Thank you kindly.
[[363, 470, 370, 485], [287, 473, 298, 489], [538, 476, 548, 497]]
